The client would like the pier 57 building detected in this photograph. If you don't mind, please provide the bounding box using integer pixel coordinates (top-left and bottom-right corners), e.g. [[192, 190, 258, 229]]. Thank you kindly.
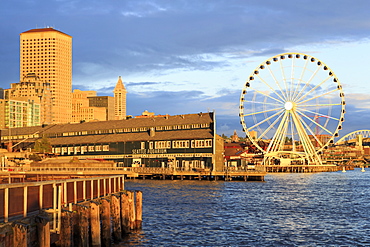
[[1, 112, 224, 171]]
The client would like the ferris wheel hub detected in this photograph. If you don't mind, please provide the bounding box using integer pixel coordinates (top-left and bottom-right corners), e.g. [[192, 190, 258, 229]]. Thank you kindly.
[[284, 101, 294, 111]]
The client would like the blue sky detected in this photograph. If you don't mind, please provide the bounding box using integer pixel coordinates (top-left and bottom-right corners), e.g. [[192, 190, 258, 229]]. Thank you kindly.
[[1, 0, 370, 137]]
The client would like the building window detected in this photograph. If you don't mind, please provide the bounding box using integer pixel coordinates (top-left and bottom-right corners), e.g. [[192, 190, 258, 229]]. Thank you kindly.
[[155, 141, 171, 149], [193, 139, 212, 148], [172, 140, 189, 148]]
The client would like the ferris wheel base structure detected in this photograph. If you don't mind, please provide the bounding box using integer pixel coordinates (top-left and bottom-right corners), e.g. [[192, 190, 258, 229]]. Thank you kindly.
[[263, 164, 345, 173]]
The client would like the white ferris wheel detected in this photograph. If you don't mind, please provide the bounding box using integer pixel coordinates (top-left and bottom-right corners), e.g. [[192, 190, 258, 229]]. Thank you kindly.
[[239, 53, 346, 165]]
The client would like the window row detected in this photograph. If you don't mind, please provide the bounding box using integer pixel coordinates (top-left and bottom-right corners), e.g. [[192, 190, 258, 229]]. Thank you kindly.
[[53, 144, 110, 154], [3, 124, 212, 140], [145, 139, 213, 149]]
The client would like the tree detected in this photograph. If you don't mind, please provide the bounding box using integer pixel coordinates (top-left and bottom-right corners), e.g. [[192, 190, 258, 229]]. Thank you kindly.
[[33, 136, 52, 153]]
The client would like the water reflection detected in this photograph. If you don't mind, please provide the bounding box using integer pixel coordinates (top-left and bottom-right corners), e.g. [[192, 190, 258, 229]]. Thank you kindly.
[[118, 169, 370, 246]]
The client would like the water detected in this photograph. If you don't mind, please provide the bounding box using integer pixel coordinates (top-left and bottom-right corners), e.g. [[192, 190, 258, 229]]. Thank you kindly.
[[119, 169, 370, 246]]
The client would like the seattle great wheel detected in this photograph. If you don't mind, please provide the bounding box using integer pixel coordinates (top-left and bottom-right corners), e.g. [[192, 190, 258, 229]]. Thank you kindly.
[[239, 53, 345, 165]]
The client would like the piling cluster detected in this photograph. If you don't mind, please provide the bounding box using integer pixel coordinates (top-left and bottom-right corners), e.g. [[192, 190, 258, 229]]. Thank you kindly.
[[0, 190, 142, 247]]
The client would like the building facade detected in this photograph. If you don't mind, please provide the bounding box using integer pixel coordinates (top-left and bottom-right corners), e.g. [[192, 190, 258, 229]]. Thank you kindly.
[[72, 90, 114, 122], [113, 76, 127, 120], [5, 73, 52, 125], [0, 99, 40, 128], [20, 27, 72, 124], [88, 96, 115, 120], [1, 112, 224, 171]]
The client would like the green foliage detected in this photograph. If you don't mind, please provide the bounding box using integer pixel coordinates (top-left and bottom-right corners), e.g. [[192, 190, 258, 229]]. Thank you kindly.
[[29, 153, 42, 161], [33, 136, 52, 153]]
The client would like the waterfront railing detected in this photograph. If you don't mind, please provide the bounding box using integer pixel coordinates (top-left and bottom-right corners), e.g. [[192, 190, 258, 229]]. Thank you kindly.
[[0, 175, 125, 233]]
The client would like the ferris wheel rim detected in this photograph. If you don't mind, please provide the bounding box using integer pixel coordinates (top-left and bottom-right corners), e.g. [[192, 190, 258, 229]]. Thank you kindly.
[[239, 52, 346, 155]]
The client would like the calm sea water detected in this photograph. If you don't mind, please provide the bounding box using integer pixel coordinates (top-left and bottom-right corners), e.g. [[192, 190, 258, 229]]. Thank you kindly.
[[119, 169, 370, 246]]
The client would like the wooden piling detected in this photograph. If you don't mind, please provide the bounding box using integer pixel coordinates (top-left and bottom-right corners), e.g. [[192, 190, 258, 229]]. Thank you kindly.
[[0, 224, 13, 247], [75, 204, 89, 247], [135, 191, 143, 229], [120, 192, 130, 234], [127, 190, 136, 230], [100, 198, 111, 247], [12, 222, 28, 247], [111, 194, 122, 242], [90, 201, 101, 247], [59, 210, 73, 247], [35, 215, 50, 247]]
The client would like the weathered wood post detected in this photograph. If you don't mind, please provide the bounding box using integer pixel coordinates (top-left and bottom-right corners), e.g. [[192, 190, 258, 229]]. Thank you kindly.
[[75, 204, 89, 247], [59, 210, 73, 247], [111, 194, 122, 242], [135, 191, 143, 229], [90, 201, 101, 247], [36, 215, 50, 247], [12, 222, 28, 247], [100, 198, 111, 247], [0, 224, 13, 247], [127, 190, 136, 230], [120, 192, 130, 235]]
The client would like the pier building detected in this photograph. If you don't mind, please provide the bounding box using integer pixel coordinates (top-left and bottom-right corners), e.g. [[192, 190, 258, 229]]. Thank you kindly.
[[0, 112, 225, 171]]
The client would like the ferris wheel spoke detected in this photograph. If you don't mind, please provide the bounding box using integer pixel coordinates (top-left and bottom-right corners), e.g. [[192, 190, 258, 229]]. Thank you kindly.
[[255, 74, 287, 102], [292, 64, 322, 102], [296, 87, 339, 105], [248, 86, 285, 104], [291, 58, 310, 101], [279, 59, 290, 100], [265, 65, 288, 100], [297, 108, 340, 121], [288, 57, 296, 101], [256, 110, 286, 141], [295, 75, 332, 103], [242, 100, 282, 107], [296, 109, 334, 135], [267, 111, 289, 152], [296, 113, 325, 147], [248, 109, 285, 131], [299, 103, 342, 107], [289, 114, 298, 152], [240, 107, 283, 117], [291, 111, 318, 154]]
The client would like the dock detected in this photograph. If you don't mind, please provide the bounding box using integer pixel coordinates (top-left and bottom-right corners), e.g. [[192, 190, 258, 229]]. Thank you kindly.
[[263, 164, 350, 173], [0, 175, 142, 246], [0, 166, 267, 182]]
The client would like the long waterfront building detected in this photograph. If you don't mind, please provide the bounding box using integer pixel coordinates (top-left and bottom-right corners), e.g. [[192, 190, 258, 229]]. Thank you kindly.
[[0, 112, 224, 171]]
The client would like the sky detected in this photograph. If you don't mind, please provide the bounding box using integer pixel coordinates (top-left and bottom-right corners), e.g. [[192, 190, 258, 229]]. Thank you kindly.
[[1, 0, 370, 138]]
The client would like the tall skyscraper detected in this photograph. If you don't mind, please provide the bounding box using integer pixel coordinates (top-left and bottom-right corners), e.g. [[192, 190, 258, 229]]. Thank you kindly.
[[113, 76, 127, 120], [20, 27, 72, 124]]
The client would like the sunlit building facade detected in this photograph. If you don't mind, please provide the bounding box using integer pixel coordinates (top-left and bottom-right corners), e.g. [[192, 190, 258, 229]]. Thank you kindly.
[[0, 99, 40, 128], [20, 27, 72, 124], [72, 89, 107, 123], [113, 76, 127, 120], [5, 73, 52, 125]]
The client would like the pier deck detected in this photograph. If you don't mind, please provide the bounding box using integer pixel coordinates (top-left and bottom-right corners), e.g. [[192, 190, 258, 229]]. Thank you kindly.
[[0, 166, 267, 182]]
